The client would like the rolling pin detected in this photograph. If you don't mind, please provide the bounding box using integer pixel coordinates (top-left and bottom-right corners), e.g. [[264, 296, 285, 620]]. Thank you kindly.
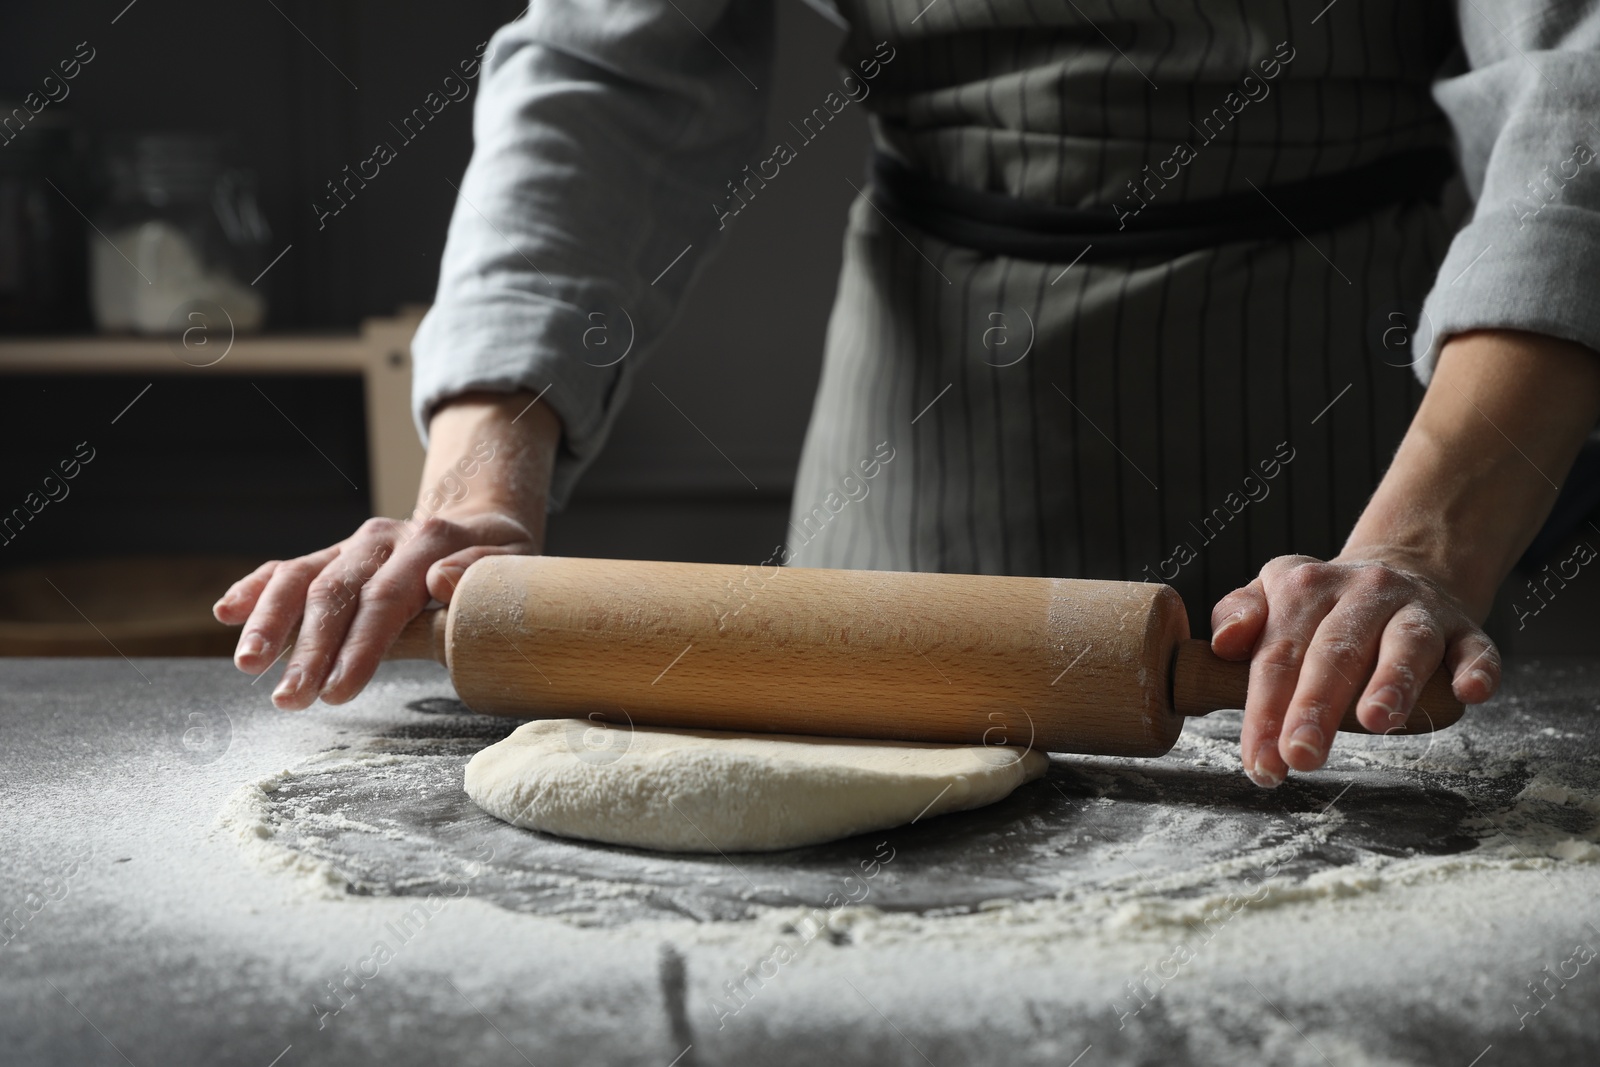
[[387, 555, 1464, 757]]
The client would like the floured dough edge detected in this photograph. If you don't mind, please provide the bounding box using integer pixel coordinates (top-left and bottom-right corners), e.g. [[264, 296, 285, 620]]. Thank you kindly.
[[464, 720, 1050, 853]]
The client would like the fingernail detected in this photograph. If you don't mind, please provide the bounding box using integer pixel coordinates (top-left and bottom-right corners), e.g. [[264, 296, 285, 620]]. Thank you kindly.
[[1366, 685, 1399, 715], [237, 632, 264, 659], [1366, 685, 1408, 730], [1247, 751, 1284, 789], [273, 667, 303, 703], [1288, 723, 1325, 762], [435, 565, 464, 589], [322, 663, 345, 696], [1469, 668, 1492, 691], [1214, 611, 1246, 641]]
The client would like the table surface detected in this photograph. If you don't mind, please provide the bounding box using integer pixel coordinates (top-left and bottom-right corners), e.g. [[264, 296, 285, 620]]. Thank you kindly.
[[4, 657, 1600, 1067]]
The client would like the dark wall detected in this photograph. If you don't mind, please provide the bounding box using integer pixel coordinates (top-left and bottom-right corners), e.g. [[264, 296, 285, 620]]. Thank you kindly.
[[5, 4, 1596, 656], [2, 1, 871, 566], [3, 0, 524, 327], [0, 373, 372, 566]]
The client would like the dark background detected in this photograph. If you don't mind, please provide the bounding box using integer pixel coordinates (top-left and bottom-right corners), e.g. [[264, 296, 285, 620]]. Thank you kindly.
[[0, 0, 865, 567], [2, 1, 1594, 653]]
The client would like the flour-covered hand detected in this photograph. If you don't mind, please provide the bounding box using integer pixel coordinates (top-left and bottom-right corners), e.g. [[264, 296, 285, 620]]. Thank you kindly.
[[1209, 554, 1500, 788]]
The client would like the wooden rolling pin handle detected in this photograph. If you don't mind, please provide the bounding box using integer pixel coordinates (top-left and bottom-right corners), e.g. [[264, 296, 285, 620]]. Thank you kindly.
[[1170, 637, 1465, 735], [387, 608, 448, 665]]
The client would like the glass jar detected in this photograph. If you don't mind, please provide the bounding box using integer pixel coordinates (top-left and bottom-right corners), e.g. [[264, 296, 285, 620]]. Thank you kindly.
[[90, 133, 271, 334]]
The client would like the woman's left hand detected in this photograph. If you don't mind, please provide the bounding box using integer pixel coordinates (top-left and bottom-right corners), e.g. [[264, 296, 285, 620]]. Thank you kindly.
[[1209, 553, 1501, 788]]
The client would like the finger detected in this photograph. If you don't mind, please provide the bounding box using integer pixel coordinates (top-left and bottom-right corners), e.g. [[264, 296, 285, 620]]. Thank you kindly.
[[273, 527, 400, 710], [1351, 608, 1446, 734], [319, 518, 469, 705], [1239, 562, 1339, 788], [1210, 578, 1266, 661], [425, 543, 526, 603], [234, 547, 338, 675], [215, 559, 280, 626], [1279, 597, 1403, 770], [1444, 629, 1501, 706], [1240, 635, 1308, 788]]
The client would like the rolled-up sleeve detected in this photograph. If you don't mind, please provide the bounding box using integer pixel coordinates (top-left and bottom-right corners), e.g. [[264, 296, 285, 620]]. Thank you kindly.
[[411, 0, 774, 506], [1417, 3, 1600, 380]]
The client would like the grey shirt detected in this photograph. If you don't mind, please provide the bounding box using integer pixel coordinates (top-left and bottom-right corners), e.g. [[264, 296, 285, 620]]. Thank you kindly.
[[411, 0, 1600, 506]]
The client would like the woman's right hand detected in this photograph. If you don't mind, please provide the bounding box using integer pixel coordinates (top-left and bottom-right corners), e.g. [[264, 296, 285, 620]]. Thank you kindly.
[[214, 391, 561, 710]]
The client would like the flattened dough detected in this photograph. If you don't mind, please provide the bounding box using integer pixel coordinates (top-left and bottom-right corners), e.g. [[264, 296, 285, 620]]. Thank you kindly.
[[464, 720, 1050, 853]]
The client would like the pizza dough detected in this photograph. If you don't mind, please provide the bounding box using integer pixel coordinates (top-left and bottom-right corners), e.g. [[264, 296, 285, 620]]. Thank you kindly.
[[464, 719, 1050, 853]]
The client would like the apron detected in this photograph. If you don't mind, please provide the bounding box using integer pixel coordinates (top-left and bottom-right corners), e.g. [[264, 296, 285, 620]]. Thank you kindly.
[[786, 0, 1460, 634]]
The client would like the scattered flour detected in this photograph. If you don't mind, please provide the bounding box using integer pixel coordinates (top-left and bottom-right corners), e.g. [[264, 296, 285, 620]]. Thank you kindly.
[[218, 716, 1600, 960], [215, 747, 446, 899]]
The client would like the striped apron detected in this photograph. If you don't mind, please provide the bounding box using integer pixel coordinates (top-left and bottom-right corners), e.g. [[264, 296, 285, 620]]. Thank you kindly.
[[786, 0, 1460, 634]]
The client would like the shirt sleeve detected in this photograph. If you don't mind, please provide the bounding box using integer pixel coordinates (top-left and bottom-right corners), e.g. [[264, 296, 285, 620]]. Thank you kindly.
[[410, 0, 775, 507], [1417, 3, 1600, 381]]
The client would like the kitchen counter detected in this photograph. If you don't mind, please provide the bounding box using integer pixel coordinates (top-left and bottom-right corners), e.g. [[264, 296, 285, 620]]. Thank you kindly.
[[4, 657, 1599, 1066]]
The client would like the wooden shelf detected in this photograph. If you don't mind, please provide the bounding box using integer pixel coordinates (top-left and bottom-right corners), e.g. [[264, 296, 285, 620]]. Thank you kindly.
[[0, 310, 427, 519]]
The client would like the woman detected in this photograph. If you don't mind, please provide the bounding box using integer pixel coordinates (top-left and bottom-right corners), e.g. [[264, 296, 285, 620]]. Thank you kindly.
[[216, 0, 1600, 788]]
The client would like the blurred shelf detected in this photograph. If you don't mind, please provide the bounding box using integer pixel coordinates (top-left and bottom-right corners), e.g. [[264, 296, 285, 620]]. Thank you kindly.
[[0, 554, 259, 656], [0, 309, 427, 519]]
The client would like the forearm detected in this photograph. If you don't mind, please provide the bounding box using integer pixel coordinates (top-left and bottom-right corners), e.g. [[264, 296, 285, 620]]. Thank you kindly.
[[410, 0, 774, 509], [421, 391, 562, 549], [1341, 329, 1600, 618]]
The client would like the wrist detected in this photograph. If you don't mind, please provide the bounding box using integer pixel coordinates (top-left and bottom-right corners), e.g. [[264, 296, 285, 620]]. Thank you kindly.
[[418, 390, 561, 540], [1338, 329, 1600, 621], [1339, 433, 1507, 617]]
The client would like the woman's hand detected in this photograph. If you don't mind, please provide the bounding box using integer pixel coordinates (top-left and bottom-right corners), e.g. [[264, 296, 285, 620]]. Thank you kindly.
[[1210, 553, 1500, 788], [214, 510, 540, 709], [1209, 329, 1600, 788], [214, 391, 561, 710]]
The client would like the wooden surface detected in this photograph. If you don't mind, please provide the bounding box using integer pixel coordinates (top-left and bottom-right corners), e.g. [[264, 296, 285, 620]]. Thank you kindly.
[[0, 311, 426, 519], [393, 556, 1466, 755], [387, 604, 448, 664], [438, 555, 1192, 756]]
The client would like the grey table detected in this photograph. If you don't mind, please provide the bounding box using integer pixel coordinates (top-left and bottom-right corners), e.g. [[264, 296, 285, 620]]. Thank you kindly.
[[4, 658, 1600, 1067]]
